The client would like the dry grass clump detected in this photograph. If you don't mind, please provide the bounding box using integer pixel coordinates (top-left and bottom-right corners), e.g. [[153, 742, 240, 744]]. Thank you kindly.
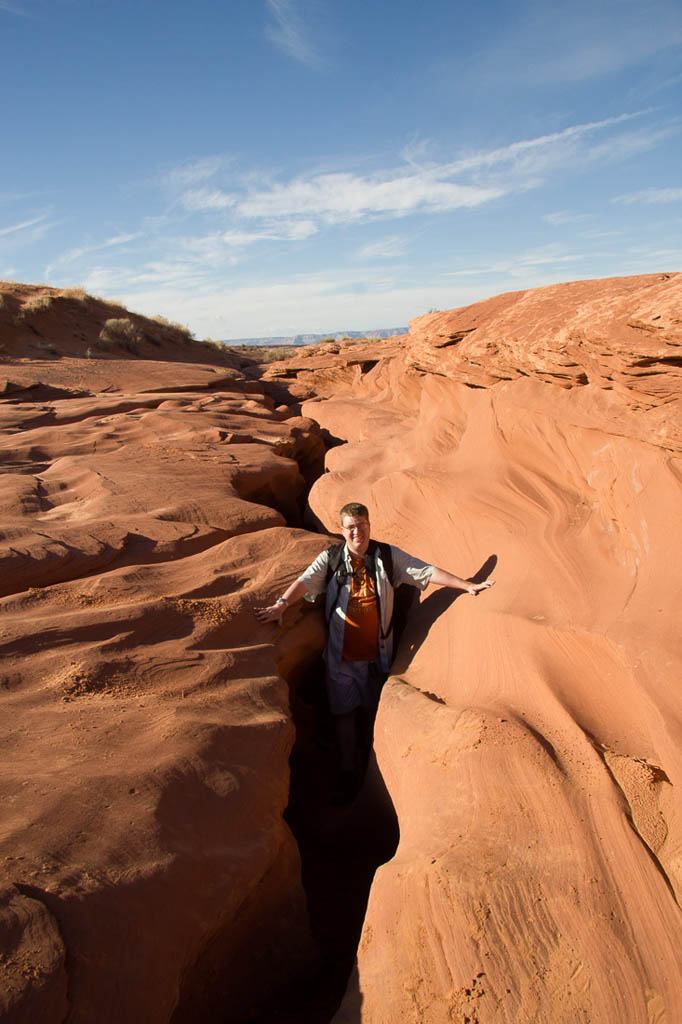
[[12, 292, 54, 324], [56, 287, 88, 301], [149, 314, 194, 344], [99, 317, 143, 354], [25, 293, 53, 312], [258, 346, 298, 363]]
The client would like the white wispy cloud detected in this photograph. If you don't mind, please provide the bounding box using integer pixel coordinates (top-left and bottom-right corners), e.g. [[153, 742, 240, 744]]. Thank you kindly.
[[354, 236, 406, 261], [265, 0, 323, 68], [182, 188, 236, 211], [445, 245, 587, 278], [612, 187, 682, 205], [0, 214, 49, 238], [161, 157, 223, 188], [176, 112, 662, 233], [474, 0, 682, 85], [445, 111, 657, 182], [235, 171, 503, 222], [181, 220, 318, 251], [0, 1, 33, 18], [44, 109, 676, 336], [544, 210, 592, 226], [47, 233, 142, 273]]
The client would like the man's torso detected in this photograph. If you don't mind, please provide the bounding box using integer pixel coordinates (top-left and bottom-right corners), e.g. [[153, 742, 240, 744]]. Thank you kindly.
[[341, 555, 379, 661]]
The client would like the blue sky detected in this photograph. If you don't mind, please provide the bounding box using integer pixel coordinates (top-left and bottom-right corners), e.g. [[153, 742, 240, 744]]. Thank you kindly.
[[2, 0, 681, 339]]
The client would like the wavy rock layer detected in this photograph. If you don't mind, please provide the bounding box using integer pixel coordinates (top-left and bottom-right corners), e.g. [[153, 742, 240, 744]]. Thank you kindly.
[[291, 273, 682, 1023], [2, 272, 681, 1023], [0, 333, 329, 1021]]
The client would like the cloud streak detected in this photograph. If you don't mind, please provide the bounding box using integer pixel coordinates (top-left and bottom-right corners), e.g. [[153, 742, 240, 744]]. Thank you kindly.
[[0, 214, 49, 238], [176, 111, 664, 234], [0, 1, 33, 18], [612, 187, 682, 205], [265, 0, 323, 68], [236, 172, 503, 222], [53, 232, 142, 267], [40, 108, 678, 336], [473, 0, 682, 86]]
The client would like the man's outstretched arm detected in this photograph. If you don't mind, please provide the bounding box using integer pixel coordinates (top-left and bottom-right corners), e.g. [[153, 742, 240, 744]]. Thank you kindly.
[[430, 566, 495, 596], [254, 578, 309, 623]]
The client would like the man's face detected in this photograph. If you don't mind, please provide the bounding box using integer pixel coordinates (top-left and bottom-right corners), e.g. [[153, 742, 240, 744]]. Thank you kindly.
[[340, 514, 370, 556]]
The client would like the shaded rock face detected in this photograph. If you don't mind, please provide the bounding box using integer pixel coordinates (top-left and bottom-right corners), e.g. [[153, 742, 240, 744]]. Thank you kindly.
[[2, 272, 682, 1023]]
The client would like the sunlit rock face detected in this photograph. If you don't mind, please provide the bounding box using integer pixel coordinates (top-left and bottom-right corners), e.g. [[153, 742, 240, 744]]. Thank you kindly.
[[295, 273, 682, 1023], [0, 289, 329, 1022], [2, 272, 682, 1023]]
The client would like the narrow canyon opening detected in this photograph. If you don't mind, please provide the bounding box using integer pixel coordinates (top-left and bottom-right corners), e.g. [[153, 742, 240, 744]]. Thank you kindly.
[[174, 402, 399, 1024], [249, 407, 400, 1023], [270, 649, 400, 1023]]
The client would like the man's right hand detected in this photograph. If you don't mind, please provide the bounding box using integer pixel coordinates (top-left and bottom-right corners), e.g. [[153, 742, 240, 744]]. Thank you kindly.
[[254, 603, 285, 624]]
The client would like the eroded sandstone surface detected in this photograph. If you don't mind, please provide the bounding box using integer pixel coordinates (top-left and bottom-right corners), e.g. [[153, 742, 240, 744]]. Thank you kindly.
[[1, 273, 682, 1023], [0, 286, 333, 1023]]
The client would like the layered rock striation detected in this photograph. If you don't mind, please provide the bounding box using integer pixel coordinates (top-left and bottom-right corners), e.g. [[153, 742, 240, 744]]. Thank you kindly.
[[295, 273, 682, 1023], [1, 272, 682, 1023], [0, 288, 330, 1022]]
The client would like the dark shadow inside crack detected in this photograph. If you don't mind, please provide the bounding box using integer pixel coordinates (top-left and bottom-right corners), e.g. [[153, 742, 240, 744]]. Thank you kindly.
[[249, 639, 399, 1024]]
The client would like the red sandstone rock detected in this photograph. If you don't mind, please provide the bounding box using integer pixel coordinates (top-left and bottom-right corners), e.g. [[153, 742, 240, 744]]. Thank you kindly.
[[2, 273, 682, 1023], [298, 273, 682, 1023], [0, 295, 330, 1021]]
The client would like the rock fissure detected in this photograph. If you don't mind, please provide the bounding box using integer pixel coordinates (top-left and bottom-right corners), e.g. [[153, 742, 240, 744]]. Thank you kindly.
[[270, 645, 400, 1024]]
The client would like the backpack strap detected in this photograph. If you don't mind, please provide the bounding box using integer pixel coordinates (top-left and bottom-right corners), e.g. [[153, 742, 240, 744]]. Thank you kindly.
[[324, 543, 345, 624], [375, 540, 394, 587], [324, 543, 346, 584]]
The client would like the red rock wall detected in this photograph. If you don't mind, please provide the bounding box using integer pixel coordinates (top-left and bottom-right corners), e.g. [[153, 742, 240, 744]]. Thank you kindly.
[[2, 272, 681, 1023], [0, 352, 327, 1022], [296, 274, 682, 1023]]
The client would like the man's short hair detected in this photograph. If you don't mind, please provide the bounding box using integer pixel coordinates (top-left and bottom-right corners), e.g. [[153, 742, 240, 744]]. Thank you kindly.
[[339, 501, 369, 522]]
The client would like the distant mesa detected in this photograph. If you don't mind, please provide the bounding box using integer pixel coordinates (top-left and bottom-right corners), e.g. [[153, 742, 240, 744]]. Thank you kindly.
[[224, 327, 408, 347]]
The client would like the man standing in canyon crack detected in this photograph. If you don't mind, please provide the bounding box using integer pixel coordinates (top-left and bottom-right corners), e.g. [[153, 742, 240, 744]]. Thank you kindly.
[[255, 501, 494, 802]]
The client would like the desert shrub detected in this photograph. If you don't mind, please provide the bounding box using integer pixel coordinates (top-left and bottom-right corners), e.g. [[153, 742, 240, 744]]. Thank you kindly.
[[258, 346, 296, 363], [20, 294, 53, 313], [56, 287, 88, 301], [93, 336, 114, 352], [149, 314, 194, 344], [172, 321, 194, 341], [99, 318, 143, 354]]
